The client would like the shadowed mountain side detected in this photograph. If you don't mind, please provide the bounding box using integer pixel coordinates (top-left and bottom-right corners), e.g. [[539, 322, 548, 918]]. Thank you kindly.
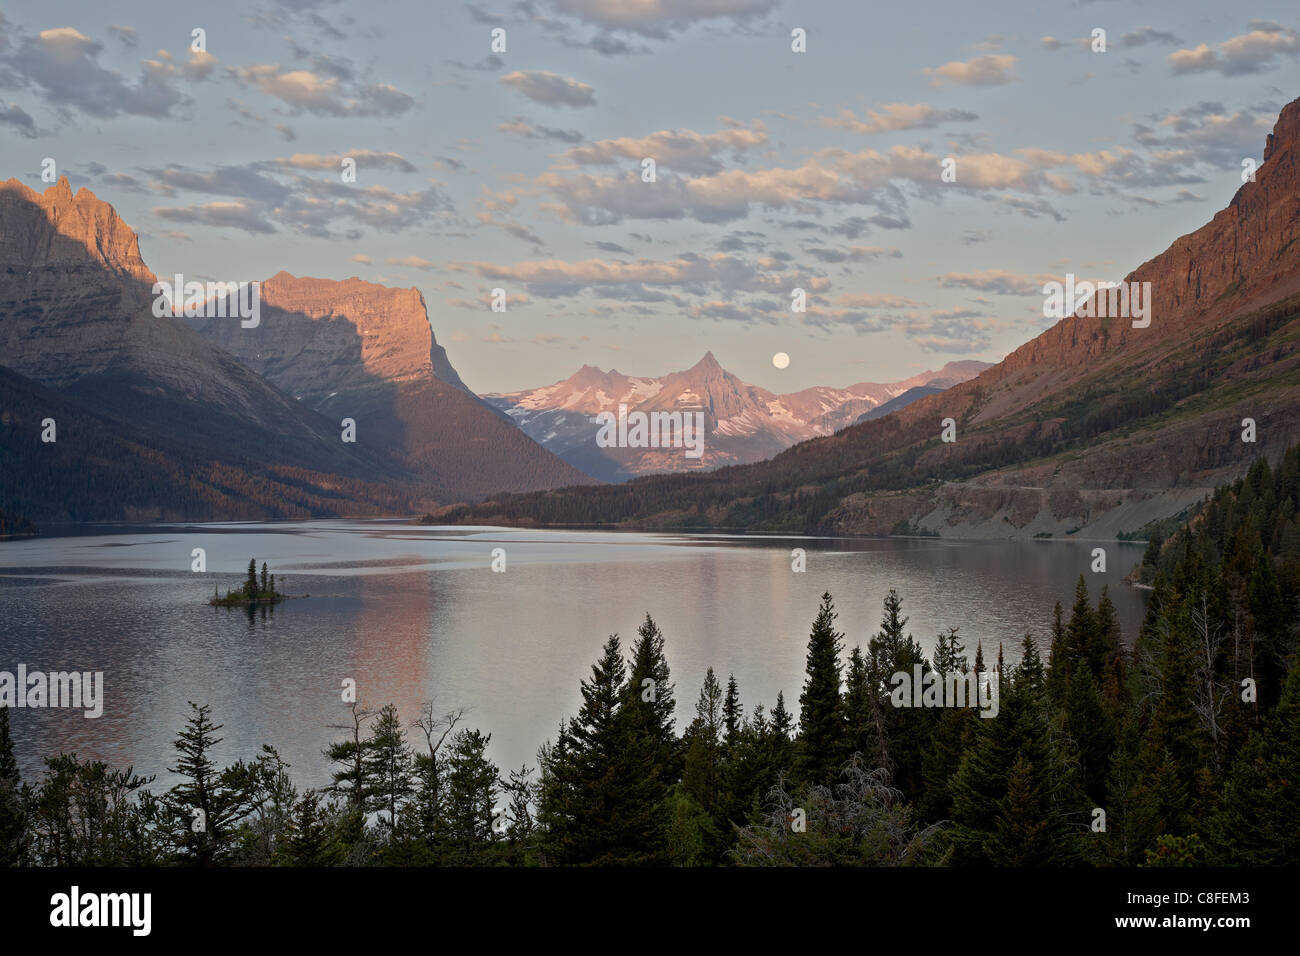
[[0, 365, 416, 521], [433, 96, 1300, 538], [855, 386, 945, 424], [193, 272, 597, 499]]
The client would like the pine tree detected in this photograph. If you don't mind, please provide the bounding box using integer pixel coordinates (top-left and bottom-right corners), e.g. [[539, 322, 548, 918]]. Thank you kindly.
[[443, 728, 499, 864], [537, 635, 643, 865], [286, 789, 339, 866], [723, 673, 743, 751], [499, 765, 535, 864], [364, 703, 413, 828], [683, 668, 725, 813], [767, 691, 796, 778], [1206, 661, 1300, 864], [1064, 664, 1115, 805], [842, 646, 882, 769], [797, 592, 845, 786], [323, 702, 376, 811], [948, 636, 1079, 865], [867, 589, 931, 800], [0, 707, 26, 865], [260, 562, 268, 594], [167, 702, 260, 865], [1046, 600, 1070, 706], [623, 614, 678, 779], [245, 558, 258, 598]]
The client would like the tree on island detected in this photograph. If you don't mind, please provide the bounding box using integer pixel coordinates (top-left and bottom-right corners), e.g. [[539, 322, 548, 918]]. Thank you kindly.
[[212, 558, 285, 606]]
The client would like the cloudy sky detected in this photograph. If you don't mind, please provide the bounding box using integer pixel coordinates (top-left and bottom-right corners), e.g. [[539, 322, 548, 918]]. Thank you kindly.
[[1, 1, 1296, 394]]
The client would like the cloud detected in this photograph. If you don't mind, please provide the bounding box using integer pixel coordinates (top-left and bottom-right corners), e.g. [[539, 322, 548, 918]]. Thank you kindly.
[[351, 254, 373, 264], [1169, 24, 1300, 76], [922, 54, 1017, 87], [498, 116, 585, 143], [590, 240, 634, 254], [1120, 26, 1183, 47], [902, 309, 993, 353], [936, 269, 1050, 295], [230, 63, 414, 116], [562, 121, 767, 174], [541, 0, 777, 38], [536, 141, 1109, 226], [818, 103, 978, 135], [266, 150, 418, 173], [802, 245, 901, 264], [0, 100, 36, 136], [1133, 101, 1273, 167], [837, 293, 922, 308], [1040, 36, 1062, 50], [0, 26, 209, 118], [144, 161, 454, 238], [459, 252, 830, 300], [153, 201, 276, 235], [107, 25, 138, 48], [386, 256, 436, 270], [500, 70, 595, 108]]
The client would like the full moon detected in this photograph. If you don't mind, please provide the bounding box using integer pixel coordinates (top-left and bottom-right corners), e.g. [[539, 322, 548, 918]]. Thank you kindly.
[[772, 352, 790, 369]]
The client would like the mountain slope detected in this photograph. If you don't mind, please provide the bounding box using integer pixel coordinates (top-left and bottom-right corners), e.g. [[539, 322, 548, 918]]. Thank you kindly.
[[856, 385, 945, 424], [440, 95, 1300, 537], [193, 271, 596, 498]]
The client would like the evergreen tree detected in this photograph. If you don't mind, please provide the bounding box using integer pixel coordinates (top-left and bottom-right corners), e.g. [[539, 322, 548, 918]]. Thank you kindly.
[[1206, 662, 1300, 864], [867, 589, 931, 800], [0, 707, 25, 865], [947, 637, 1079, 865], [260, 562, 269, 594], [167, 703, 260, 865], [797, 592, 846, 786], [1046, 600, 1070, 706], [539, 635, 664, 865], [285, 789, 341, 866], [842, 646, 882, 769], [364, 703, 413, 828], [245, 559, 257, 597], [499, 765, 536, 864], [723, 674, 743, 751], [766, 691, 796, 778], [1064, 664, 1114, 806], [323, 703, 376, 811], [443, 728, 499, 863]]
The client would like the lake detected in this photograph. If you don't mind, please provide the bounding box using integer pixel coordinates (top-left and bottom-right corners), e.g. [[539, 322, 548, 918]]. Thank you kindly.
[[0, 521, 1149, 788]]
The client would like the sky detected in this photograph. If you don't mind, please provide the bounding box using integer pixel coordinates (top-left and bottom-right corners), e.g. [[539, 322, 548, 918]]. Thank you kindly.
[[0, 0, 1296, 394]]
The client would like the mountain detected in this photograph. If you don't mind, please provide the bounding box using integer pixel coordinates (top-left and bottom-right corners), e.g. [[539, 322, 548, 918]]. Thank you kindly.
[[440, 95, 1300, 538], [0, 178, 589, 522], [485, 355, 987, 481], [192, 272, 593, 499]]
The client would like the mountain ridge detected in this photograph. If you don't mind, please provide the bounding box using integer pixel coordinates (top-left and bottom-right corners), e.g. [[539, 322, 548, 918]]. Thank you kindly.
[[485, 354, 988, 481]]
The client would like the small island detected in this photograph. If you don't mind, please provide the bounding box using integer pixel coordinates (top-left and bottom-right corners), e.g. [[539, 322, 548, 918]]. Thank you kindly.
[[210, 558, 286, 607]]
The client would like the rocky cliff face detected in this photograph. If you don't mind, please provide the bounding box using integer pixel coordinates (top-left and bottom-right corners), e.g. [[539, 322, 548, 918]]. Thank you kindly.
[[0, 178, 331, 433], [196, 271, 471, 402], [193, 271, 595, 497]]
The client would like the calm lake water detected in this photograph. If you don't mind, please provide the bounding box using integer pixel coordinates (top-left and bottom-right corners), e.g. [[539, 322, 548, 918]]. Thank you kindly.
[[0, 521, 1148, 788]]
